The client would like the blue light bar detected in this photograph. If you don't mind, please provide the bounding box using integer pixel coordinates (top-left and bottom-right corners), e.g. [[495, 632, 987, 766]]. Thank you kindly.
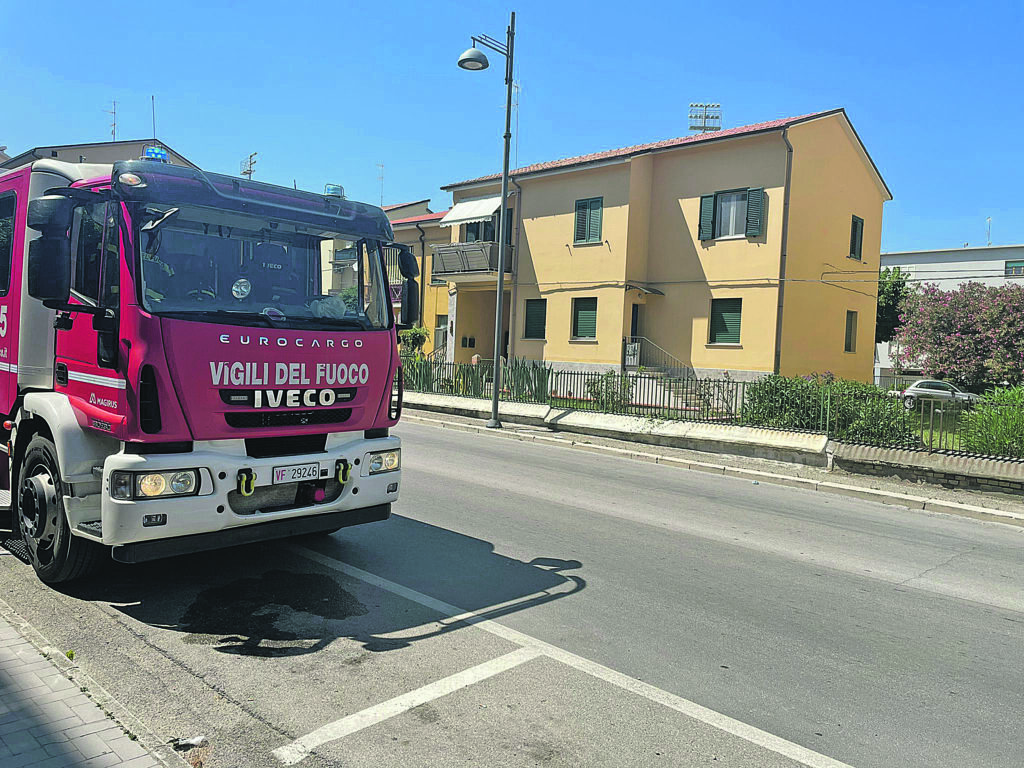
[[142, 146, 170, 163]]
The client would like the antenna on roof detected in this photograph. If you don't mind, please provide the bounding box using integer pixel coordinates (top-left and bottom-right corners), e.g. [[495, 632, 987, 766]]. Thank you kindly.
[[105, 100, 117, 141], [688, 103, 721, 133], [151, 95, 157, 141], [376, 162, 384, 206], [240, 152, 257, 179], [986, 217, 992, 246]]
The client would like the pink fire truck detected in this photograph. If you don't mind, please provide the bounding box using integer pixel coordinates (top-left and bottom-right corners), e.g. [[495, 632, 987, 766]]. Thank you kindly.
[[0, 156, 417, 583]]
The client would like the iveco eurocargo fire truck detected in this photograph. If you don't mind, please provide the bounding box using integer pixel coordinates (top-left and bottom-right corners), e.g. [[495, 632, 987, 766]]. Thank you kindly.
[[0, 154, 417, 583]]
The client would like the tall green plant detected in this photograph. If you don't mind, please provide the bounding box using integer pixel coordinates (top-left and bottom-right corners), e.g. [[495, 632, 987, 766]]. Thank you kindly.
[[504, 358, 553, 403], [959, 387, 1024, 458], [585, 371, 635, 413]]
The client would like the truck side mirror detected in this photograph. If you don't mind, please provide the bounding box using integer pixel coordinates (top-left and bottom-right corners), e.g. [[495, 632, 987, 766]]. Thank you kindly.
[[27, 195, 74, 234], [396, 245, 419, 279], [28, 238, 72, 303], [399, 278, 419, 329]]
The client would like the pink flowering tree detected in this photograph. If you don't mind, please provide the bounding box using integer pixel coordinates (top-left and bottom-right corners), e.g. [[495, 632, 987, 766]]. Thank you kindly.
[[895, 281, 1024, 389]]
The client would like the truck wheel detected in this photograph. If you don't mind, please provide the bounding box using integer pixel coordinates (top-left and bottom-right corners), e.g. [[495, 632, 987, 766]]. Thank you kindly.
[[16, 435, 103, 584]]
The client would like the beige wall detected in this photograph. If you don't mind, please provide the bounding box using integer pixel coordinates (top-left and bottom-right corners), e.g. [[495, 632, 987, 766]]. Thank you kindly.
[[643, 133, 788, 375], [782, 115, 888, 381]]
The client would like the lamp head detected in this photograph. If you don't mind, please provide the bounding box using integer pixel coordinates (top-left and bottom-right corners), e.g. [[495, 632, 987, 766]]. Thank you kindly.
[[458, 46, 489, 71]]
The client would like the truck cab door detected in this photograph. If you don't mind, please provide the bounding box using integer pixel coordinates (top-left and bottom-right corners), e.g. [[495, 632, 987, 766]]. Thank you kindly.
[[55, 200, 124, 435]]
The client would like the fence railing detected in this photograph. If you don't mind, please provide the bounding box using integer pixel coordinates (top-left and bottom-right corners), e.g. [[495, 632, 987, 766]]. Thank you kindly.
[[622, 336, 695, 379], [398, 358, 1024, 461]]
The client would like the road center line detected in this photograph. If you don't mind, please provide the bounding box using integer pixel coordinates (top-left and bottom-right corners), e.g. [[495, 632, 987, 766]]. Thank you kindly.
[[289, 544, 857, 768], [272, 646, 541, 765]]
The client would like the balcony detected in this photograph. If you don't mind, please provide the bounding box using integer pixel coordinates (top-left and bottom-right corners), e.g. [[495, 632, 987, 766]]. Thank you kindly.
[[431, 241, 513, 282]]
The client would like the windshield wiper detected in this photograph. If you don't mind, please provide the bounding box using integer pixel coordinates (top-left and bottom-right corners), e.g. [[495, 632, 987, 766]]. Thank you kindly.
[[158, 309, 279, 328]]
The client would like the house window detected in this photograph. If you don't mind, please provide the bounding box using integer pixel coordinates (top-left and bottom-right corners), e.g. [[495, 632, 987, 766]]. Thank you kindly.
[[845, 310, 858, 353], [1005, 260, 1024, 277], [709, 298, 742, 344], [573, 197, 603, 244], [571, 297, 598, 339], [464, 209, 512, 244], [698, 188, 764, 240], [715, 191, 747, 237], [523, 299, 547, 340], [0, 193, 15, 297], [435, 314, 448, 347], [849, 216, 864, 260]]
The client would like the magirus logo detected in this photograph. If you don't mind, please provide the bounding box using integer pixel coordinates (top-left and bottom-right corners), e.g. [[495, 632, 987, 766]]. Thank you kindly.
[[89, 392, 118, 409]]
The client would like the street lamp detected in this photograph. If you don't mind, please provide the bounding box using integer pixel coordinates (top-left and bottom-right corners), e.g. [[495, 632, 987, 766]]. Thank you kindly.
[[458, 11, 516, 429]]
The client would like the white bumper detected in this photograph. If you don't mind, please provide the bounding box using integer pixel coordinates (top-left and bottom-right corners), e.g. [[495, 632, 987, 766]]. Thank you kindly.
[[100, 434, 401, 546]]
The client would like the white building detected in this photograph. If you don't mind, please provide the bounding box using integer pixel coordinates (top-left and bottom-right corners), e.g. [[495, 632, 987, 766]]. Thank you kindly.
[[881, 243, 1024, 290], [875, 243, 1024, 382]]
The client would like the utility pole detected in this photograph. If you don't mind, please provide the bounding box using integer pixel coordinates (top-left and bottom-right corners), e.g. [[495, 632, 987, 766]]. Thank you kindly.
[[240, 152, 258, 179], [105, 100, 117, 141]]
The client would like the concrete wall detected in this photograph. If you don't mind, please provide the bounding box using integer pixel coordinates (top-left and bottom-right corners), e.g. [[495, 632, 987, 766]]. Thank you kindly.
[[781, 114, 888, 382]]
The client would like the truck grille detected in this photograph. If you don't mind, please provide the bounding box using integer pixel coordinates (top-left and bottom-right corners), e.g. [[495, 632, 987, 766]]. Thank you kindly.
[[245, 434, 327, 458], [225, 408, 352, 429], [227, 477, 345, 515]]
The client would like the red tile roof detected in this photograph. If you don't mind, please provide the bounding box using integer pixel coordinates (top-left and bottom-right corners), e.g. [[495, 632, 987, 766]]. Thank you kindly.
[[443, 110, 843, 189], [383, 199, 431, 211], [390, 210, 449, 226]]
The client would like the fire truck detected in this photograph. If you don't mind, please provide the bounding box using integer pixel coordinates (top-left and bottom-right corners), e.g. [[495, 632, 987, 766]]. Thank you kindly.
[[0, 154, 417, 583]]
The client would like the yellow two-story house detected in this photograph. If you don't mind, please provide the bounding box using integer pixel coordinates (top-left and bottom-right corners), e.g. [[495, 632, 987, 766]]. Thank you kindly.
[[427, 108, 890, 382]]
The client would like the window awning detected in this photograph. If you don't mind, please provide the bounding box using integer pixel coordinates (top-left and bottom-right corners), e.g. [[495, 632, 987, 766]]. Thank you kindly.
[[439, 195, 502, 228]]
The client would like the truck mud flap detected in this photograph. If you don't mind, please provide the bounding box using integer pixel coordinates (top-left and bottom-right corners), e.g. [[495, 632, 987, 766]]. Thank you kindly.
[[110, 504, 391, 564]]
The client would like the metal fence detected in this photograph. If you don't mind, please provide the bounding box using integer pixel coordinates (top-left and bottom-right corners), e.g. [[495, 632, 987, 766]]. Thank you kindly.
[[398, 357, 1024, 461]]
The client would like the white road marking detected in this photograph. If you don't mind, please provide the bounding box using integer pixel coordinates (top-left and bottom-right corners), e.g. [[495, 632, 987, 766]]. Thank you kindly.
[[288, 544, 858, 768], [272, 646, 541, 765]]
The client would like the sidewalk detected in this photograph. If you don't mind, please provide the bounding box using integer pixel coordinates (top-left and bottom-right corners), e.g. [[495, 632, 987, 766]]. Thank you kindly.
[[0, 614, 166, 768]]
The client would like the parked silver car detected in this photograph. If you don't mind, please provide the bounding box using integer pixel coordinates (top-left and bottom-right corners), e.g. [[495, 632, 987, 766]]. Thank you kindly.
[[895, 379, 980, 409]]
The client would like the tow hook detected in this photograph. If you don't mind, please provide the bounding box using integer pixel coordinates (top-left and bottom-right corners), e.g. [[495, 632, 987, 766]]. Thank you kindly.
[[335, 459, 351, 485], [237, 469, 256, 497]]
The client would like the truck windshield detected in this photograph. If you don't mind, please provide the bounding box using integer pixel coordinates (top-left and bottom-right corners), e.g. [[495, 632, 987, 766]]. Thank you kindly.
[[134, 204, 389, 331]]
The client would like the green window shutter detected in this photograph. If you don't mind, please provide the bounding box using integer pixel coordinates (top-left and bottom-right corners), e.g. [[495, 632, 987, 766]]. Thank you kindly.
[[709, 298, 742, 344], [524, 299, 547, 339], [588, 198, 603, 243], [574, 199, 589, 243], [699, 194, 715, 240], [745, 187, 764, 237], [572, 297, 598, 338], [849, 216, 864, 260]]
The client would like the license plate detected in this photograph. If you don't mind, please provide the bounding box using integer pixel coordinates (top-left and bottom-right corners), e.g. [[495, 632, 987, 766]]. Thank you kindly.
[[272, 462, 321, 484]]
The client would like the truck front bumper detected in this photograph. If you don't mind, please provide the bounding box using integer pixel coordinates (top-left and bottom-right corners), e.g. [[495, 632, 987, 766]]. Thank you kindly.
[[99, 434, 400, 550]]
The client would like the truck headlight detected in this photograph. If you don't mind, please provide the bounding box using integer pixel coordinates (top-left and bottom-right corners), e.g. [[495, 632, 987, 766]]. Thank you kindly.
[[110, 470, 200, 500], [367, 449, 400, 474]]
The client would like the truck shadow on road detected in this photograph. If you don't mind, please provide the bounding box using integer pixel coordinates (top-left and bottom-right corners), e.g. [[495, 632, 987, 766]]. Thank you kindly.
[[49, 515, 585, 658]]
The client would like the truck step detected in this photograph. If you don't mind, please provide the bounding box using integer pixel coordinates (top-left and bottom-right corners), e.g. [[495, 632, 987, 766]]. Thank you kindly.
[[77, 520, 103, 537]]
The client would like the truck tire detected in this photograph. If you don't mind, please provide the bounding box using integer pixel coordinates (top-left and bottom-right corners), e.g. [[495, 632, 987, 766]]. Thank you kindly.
[[16, 435, 103, 583]]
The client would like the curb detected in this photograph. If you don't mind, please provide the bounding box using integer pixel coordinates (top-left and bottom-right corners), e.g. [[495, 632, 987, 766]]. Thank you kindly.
[[0, 595, 189, 767], [400, 412, 1024, 527]]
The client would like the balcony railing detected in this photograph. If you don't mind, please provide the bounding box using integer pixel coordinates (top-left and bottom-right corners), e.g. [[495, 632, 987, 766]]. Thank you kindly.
[[431, 241, 513, 277]]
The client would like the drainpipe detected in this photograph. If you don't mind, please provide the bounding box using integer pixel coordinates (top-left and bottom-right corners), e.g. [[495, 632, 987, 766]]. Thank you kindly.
[[415, 223, 427, 328], [773, 129, 793, 375], [508, 177, 523, 361]]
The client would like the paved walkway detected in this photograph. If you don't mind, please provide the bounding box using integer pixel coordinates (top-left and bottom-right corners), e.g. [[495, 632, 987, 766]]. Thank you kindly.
[[0, 615, 164, 768]]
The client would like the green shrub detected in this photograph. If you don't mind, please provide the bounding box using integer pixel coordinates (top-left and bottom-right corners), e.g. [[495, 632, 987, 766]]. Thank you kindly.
[[585, 371, 635, 413], [398, 326, 430, 354], [959, 387, 1024, 458], [741, 373, 917, 446], [403, 357, 435, 392], [453, 364, 487, 398]]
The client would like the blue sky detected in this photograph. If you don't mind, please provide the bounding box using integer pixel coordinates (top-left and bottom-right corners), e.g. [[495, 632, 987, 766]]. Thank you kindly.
[[2, 0, 1021, 252]]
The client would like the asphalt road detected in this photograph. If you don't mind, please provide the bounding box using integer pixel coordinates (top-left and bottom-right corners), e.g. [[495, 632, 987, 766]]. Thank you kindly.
[[1, 421, 1022, 768]]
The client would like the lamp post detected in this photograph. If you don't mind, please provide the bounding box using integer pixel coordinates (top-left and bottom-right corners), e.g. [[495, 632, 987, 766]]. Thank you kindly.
[[458, 11, 515, 429]]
